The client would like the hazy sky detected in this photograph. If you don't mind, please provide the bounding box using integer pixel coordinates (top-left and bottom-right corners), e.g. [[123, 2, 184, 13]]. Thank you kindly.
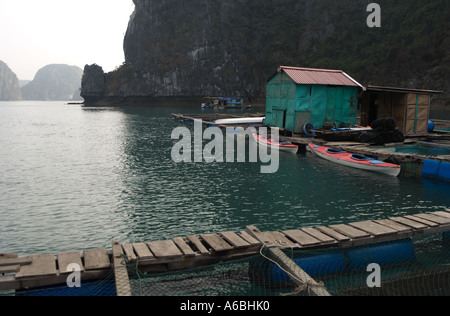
[[0, 0, 135, 80]]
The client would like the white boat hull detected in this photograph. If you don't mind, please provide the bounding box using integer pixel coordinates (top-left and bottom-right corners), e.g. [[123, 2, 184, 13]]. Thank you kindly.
[[215, 117, 265, 126], [253, 134, 299, 154]]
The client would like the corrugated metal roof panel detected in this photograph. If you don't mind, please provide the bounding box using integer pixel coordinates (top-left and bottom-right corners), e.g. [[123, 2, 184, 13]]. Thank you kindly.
[[365, 85, 442, 94], [279, 66, 362, 87]]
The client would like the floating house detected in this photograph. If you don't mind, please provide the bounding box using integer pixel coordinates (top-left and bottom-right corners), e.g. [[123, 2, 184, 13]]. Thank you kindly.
[[360, 85, 442, 136], [265, 66, 442, 136], [265, 66, 365, 134]]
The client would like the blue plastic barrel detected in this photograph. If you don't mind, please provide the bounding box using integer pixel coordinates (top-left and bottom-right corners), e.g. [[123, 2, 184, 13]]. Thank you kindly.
[[443, 232, 450, 246], [268, 252, 347, 283], [428, 120, 435, 133], [251, 240, 416, 287], [347, 240, 415, 271]]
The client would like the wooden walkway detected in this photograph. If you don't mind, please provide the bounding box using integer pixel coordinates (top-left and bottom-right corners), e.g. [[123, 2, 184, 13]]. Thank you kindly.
[[1, 209, 450, 294]]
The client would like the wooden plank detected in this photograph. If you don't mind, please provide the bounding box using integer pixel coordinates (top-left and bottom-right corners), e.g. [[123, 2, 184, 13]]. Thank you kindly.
[[112, 241, 132, 297], [0, 254, 18, 259], [58, 252, 84, 274], [283, 230, 321, 247], [373, 219, 413, 234], [173, 237, 196, 257], [0, 257, 32, 267], [329, 224, 371, 239], [301, 228, 337, 244], [0, 265, 20, 274], [83, 249, 111, 270], [246, 226, 274, 246], [15, 254, 57, 279], [413, 213, 450, 225], [348, 221, 398, 237], [239, 231, 262, 247], [147, 240, 184, 259], [433, 211, 450, 220], [132, 243, 154, 260], [390, 216, 429, 230], [201, 234, 233, 252], [264, 231, 297, 248], [187, 235, 210, 255], [315, 226, 351, 242], [405, 215, 439, 227], [220, 232, 251, 249], [122, 244, 137, 261], [1, 267, 109, 292]]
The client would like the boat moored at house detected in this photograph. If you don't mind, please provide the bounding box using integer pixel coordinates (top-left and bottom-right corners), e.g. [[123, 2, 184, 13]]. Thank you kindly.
[[253, 133, 299, 154], [308, 143, 401, 177]]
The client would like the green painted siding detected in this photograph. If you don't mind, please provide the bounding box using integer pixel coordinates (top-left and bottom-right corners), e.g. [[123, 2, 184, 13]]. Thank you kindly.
[[266, 73, 360, 132], [266, 72, 295, 128]]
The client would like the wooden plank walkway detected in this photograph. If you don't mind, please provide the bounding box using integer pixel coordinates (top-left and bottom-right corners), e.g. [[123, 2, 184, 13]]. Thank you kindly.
[[1, 209, 450, 294]]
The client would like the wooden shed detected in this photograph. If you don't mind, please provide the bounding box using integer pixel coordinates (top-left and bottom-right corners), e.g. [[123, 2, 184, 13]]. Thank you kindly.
[[360, 86, 442, 136], [265, 66, 364, 133]]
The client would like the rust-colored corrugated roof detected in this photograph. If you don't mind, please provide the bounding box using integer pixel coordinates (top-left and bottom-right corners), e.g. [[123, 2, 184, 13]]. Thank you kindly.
[[365, 85, 442, 94], [278, 66, 364, 88]]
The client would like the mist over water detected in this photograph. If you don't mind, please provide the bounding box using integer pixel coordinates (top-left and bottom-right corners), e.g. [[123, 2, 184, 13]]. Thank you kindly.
[[0, 101, 449, 255]]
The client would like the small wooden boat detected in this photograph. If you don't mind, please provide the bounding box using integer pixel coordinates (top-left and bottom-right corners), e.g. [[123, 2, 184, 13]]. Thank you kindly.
[[201, 97, 245, 109], [253, 134, 299, 154], [308, 143, 401, 176]]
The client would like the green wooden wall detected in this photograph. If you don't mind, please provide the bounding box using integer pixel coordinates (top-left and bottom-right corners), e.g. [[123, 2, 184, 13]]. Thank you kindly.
[[266, 72, 360, 133]]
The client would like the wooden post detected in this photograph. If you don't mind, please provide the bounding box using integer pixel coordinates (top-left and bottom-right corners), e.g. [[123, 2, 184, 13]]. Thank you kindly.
[[267, 247, 331, 297], [246, 226, 331, 297], [112, 241, 132, 297]]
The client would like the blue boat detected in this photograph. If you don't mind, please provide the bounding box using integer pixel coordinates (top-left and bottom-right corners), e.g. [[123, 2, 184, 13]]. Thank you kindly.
[[201, 97, 245, 109], [218, 97, 244, 108]]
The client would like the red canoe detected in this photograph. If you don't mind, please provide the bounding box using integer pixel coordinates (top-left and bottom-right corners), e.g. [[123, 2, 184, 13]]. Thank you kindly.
[[308, 143, 401, 176]]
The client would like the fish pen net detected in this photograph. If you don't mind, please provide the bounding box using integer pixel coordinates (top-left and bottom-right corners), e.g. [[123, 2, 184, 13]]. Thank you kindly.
[[128, 231, 450, 297], [2, 231, 450, 296]]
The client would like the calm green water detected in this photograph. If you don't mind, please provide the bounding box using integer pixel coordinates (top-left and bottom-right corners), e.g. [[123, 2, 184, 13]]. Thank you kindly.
[[1, 101, 449, 255], [379, 142, 450, 156]]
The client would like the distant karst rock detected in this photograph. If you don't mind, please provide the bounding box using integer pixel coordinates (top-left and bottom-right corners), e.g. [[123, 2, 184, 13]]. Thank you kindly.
[[21, 64, 83, 101], [81, 0, 450, 106], [0, 60, 22, 101], [80, 64, 106, 104]]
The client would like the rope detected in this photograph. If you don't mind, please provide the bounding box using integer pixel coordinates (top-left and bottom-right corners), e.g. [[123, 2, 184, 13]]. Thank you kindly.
[[119, 253, 148, 296], [280, 280, 326, 297]]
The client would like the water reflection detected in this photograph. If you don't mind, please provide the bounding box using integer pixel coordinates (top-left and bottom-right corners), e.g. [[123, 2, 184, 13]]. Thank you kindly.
[[0, 102, 448, 255], [112, 104, 447, 244]]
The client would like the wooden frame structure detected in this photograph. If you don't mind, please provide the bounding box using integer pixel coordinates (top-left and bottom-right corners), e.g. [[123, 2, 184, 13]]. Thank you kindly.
[[360, 85, 442, 136]]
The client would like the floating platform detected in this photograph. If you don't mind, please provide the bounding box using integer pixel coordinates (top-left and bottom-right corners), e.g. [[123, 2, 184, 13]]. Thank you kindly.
[[298, 140, 450, 181], [2, 209, 450, 295], [172, 112, 450, 181]]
